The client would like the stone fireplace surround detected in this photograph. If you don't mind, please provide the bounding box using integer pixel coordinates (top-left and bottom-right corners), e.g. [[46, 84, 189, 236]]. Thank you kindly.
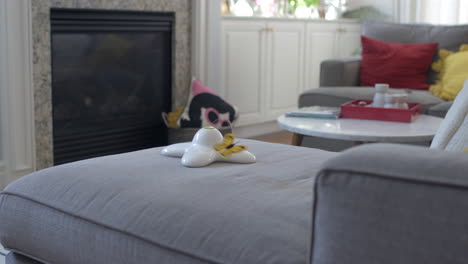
[[32, 0, 191, 169]]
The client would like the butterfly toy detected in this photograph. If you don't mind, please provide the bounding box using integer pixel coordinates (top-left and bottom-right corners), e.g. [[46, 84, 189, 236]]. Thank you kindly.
[[214, 133, 248, 158], [161, 127, 256, 167]]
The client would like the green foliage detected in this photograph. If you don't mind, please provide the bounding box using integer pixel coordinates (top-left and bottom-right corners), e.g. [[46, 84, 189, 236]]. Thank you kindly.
[[305, 0, 320, 6], [288, 0, 319, 9]]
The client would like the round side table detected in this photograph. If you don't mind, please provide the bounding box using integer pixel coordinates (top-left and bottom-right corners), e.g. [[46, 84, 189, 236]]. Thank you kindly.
[[277, 114, 443, 146]]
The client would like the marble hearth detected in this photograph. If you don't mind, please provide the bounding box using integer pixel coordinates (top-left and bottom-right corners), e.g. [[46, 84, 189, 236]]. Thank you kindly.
[[32, 0, 191, 169]]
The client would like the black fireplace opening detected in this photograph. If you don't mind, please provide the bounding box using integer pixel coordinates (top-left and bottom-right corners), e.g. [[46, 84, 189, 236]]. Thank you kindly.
[[51, 8, 173, 165]]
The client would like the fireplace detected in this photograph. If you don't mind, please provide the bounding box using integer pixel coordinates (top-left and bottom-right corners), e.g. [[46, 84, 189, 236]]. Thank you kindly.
[[51, 9, 173, 165]]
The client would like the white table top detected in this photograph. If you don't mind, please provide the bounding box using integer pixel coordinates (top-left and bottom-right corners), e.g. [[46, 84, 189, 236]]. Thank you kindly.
[[277, 114, 444, 142]]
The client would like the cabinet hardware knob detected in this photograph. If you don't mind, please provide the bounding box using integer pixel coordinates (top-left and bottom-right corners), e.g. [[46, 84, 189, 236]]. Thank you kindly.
[[262, 27, 276, 33]]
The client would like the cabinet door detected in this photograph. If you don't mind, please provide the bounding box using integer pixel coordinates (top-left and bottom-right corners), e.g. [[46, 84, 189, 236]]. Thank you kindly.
[[336, 23, 362, 58], [221, 21, 266, 126], [304, 22, 338, 89], [264, 21, 305, 120]]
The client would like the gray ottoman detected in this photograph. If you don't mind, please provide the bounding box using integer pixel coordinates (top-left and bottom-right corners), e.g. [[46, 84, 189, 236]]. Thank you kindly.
[[0, 140, 337, 264]]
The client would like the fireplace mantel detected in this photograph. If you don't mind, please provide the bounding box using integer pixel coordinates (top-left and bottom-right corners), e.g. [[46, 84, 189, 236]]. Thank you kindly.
[[31, 0, 192, 169], [50, 8, 174, 164]]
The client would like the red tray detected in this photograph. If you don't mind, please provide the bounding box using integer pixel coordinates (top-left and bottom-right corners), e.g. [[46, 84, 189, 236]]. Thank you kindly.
[[340, 100, 422, 123]]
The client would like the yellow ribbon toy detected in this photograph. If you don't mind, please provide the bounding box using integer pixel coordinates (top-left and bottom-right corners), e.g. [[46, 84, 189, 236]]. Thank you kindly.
[[214, 133, 248, 158]]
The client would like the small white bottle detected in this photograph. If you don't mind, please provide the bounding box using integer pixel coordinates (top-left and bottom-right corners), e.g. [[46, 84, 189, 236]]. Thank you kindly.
[[373, 83, 389, 108], [398, 94, 409, 109], [384, 94, 397, 108]]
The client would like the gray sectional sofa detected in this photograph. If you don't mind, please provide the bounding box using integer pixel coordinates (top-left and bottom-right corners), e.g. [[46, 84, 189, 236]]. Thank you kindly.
[[299, 21, 468, 117], [1, 141, 468, 263]]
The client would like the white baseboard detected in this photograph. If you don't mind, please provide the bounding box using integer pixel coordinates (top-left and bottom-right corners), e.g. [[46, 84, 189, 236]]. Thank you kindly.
[[0, 161, 5, 190], [0, 242, 7, 255], [233, 121, 283, 138]]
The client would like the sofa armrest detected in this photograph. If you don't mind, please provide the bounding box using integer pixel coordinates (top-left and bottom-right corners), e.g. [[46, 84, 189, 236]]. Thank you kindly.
[[310, 143, 468, 264], [320, 56, 361, 87]]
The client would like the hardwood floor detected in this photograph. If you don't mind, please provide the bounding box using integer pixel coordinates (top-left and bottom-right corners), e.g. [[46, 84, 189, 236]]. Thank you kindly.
[[252, 131, 293, 145]]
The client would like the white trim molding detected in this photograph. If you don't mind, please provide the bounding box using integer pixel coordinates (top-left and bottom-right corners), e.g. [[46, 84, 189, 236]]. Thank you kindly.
[[0, 161, 5, 189], [0, 0, 8, 188], [234, 121, 282, 139], [192, 0, 222, 93], [191, 0, 207, 83], [0, 0, 35, 187]]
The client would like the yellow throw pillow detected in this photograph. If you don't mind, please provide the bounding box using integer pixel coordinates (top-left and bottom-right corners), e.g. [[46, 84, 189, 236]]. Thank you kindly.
[[430, 44, 468, 100]]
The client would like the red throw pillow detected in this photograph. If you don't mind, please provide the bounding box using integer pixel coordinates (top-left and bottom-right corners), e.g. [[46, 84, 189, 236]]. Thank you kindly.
[[360, 36, 438, 90]]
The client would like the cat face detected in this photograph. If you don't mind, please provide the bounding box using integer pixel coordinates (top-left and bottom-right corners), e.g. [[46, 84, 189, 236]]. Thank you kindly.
[[201, 107, 231, 128]]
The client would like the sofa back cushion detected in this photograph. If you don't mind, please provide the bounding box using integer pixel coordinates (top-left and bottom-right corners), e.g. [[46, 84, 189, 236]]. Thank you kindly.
[[362, 21, 468, 84]]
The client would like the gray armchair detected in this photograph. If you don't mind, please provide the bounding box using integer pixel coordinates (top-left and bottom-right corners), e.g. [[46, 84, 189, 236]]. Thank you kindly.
[[299, 21, 468, 117], [312, 143, 468, 264], [319, 56, 361, 87]]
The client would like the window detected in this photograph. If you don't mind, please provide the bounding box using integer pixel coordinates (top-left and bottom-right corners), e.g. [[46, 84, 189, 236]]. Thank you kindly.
[[400, 0, 468, 25], [222, 0, 349, 19]]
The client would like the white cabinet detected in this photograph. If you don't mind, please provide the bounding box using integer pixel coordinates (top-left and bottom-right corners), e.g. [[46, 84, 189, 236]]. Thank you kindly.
[[221, 20, 305, 126], [221, 21, 266, 126], [305, 22, 338, 89], [264, 22, 305, 120], [305, 21, 361, 89], [221, 17, 361, 126], [336, 23, 362, 58]]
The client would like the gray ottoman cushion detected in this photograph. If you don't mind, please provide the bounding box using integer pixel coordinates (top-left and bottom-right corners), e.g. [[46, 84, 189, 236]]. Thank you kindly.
[[299, 87, 444, 112], [0, 140, 337, 264], [427, 101, 453, 118], [6, 253, 42, 264]]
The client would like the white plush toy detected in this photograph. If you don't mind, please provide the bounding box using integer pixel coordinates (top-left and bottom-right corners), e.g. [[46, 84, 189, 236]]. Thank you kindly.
[[161, 127, 256, 168]]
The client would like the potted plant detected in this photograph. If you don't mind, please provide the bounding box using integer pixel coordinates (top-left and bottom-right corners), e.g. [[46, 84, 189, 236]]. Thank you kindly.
[[288, 0, 320, 18]]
